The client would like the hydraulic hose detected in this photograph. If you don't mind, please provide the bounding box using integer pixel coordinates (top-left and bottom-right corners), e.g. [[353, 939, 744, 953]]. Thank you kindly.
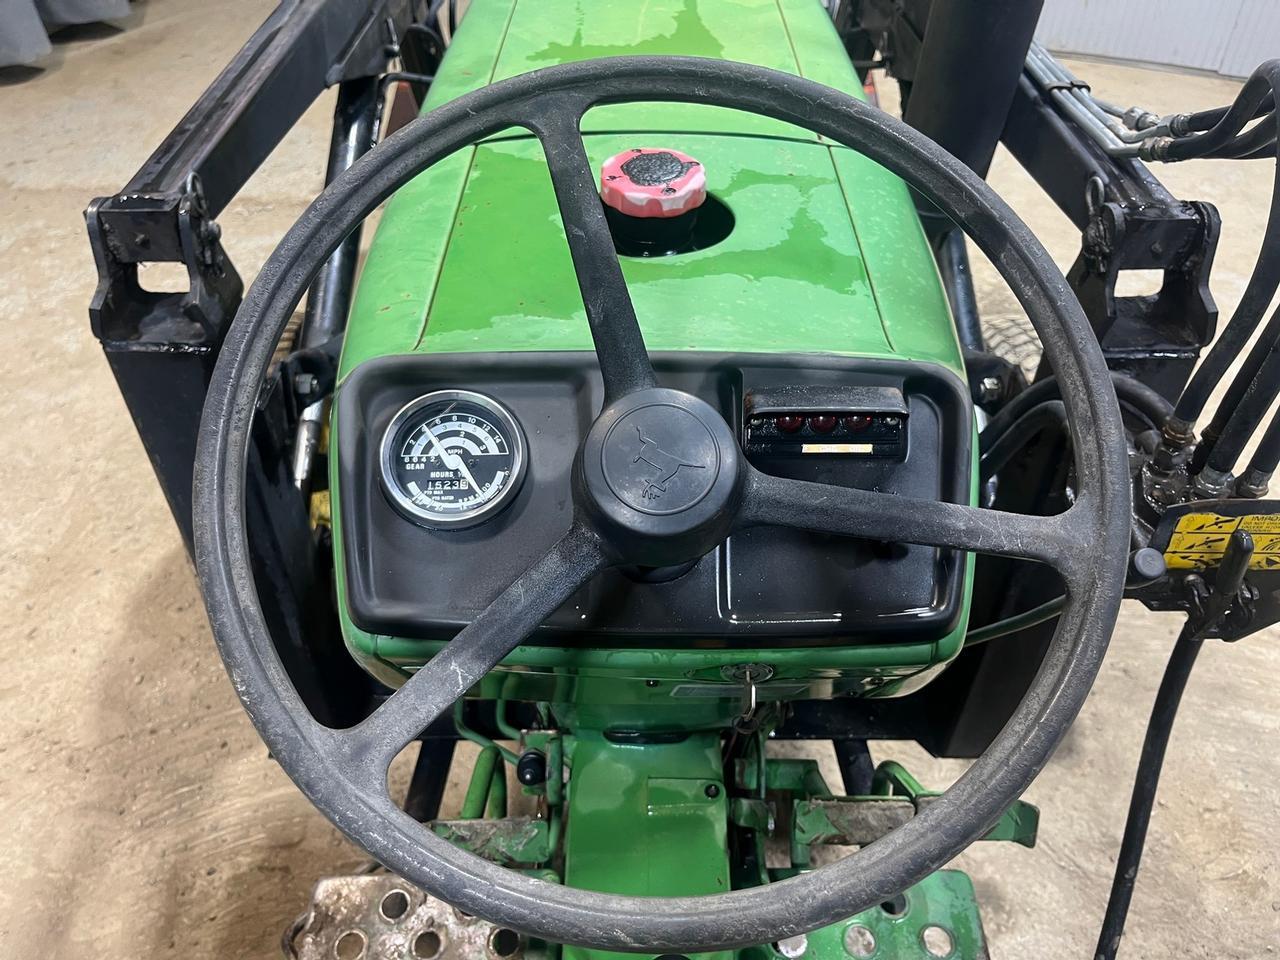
[[1016, 53, 1280, 440], [1206, 114, 1276, 159], [979, 400, 1067, 481], [1171, 61, 1280, 428], [982, 373, 1172, 453], [1028, 44, 1276, 163], [964, 596, 1065, 647], [1176, 92, 1274, 135], [1094, 627, 1202, 960], [1237, 142, 1280, 162], [963, 548, 1167, 649], [1202, 338, 1280, 479], [1237, 406, 1280, 495], [1193, 301, 1280, 471], [1163, 63, 1279, 160]]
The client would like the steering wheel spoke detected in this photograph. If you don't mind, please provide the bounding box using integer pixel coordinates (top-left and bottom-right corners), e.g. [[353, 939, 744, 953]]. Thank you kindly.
[[528, 100, 657, 403], [335, 522, 611, 785], [737, 467, 1087, 582]]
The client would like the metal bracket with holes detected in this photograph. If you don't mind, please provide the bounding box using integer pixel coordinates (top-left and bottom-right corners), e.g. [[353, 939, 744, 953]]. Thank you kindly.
[[285, 873, 533, 960]]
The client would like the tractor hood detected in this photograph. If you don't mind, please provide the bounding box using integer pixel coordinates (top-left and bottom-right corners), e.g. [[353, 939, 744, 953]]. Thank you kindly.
[[338, 0, 963, 377]]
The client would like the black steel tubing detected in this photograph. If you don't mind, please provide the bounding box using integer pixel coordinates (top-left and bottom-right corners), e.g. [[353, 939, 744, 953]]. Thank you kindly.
[[300, 77, 380, 350], [903, 0, 1045, 180], [936, 229, 984, 351]]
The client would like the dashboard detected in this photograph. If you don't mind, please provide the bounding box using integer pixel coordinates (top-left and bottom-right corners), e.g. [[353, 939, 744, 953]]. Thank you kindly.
[[334, 352, 973, 649]]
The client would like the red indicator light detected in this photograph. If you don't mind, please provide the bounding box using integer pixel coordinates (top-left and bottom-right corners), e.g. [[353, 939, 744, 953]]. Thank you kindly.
[[843, 415, 873, 432], [810, 415, 838, 434], [776, 415, 805, 434]]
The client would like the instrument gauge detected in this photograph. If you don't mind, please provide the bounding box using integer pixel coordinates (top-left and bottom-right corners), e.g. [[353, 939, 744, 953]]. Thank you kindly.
[[379, 390, 527, 529]]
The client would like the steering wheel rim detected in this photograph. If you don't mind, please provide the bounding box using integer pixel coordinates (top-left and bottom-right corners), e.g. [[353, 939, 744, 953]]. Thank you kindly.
[[193, 56, 1130, 951]]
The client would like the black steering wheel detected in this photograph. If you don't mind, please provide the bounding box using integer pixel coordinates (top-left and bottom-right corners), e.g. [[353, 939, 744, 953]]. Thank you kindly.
[[194, 57, 1130, 952]]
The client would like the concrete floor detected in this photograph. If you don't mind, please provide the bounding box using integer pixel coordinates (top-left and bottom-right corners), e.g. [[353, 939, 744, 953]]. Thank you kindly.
[[1, 2, 1277, 957]]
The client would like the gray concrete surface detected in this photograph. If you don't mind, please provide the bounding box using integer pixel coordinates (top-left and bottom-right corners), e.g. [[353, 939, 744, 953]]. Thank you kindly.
[[0, 2, 1276, 957]]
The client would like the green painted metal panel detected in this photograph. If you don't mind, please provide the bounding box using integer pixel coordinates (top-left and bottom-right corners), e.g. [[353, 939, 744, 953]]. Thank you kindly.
[[339, 0, 963, 375], [416, 0, 864, 136], [339, 136, 960, 367], [338, 148, 472, 374], [492, 0, 822, 139], [339, 125, 969, 370], [340, 0, 521, 375], [738, 870, 989, 960], [562, 731, 731, 960], [408, 135, 895, 361]]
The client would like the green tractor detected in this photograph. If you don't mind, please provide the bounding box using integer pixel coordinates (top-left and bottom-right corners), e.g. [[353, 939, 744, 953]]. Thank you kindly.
[[87, 1, 1280, 957]]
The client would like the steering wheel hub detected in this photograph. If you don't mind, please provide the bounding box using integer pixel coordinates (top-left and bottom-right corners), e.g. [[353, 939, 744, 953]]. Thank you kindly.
[[603, 402, 719, 514], [580, 387, 741, 563]]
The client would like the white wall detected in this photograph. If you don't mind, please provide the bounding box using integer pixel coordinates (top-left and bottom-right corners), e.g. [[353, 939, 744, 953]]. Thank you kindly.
[[1035, 0, 1279, 78]]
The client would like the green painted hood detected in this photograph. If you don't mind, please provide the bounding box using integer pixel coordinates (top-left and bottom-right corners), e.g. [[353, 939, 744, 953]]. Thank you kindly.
[[339, 0, 962, 377]]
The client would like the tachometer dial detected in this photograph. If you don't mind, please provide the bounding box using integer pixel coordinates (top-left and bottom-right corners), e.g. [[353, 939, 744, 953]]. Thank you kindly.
[[379, 390, 527, 529]]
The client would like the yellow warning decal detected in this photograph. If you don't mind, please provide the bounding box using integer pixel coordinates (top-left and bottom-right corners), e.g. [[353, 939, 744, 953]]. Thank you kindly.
[[1163, 512, 1280, 569]]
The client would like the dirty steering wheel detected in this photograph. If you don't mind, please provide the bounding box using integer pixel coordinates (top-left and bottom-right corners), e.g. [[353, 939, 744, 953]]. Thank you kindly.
[[194, 57, 1130, 952]]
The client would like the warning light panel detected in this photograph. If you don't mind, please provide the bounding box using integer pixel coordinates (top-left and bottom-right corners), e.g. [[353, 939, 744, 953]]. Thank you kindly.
[[744, 386, 908, 459]]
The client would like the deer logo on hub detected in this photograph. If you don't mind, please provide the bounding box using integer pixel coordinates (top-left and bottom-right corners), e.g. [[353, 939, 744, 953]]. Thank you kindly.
[[632, 426, 705, 502]]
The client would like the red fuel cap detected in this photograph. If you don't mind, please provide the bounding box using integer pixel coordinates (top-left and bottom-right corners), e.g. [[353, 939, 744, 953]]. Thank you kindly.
[[600, 148, 707, 219]]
